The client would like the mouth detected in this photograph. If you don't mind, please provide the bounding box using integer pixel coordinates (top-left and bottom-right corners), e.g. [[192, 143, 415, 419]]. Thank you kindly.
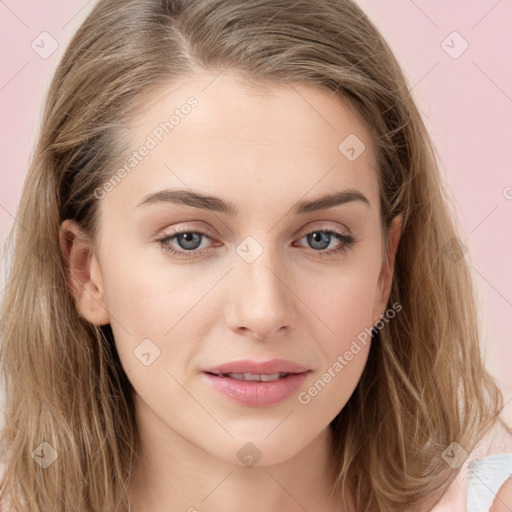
[[204, 371, 294, 382], [201, 360, 311, 407], [202, 358, 310, 376]]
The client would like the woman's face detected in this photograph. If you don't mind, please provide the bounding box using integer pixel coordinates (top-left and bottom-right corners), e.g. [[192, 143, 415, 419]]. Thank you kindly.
[[62, 71, 401, 467]]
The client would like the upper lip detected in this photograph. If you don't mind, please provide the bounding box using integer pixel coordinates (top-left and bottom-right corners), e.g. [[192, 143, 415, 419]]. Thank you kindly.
[[203, 359, 310, 375]]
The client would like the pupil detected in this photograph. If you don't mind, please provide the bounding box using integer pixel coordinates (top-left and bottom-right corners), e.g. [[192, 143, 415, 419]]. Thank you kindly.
[[179, 232, 201, 250], [309, 231, 330, 250]]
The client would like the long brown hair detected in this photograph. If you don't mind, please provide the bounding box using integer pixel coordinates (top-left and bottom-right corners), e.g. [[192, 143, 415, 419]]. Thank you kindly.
[[0, 1, 506, 510]]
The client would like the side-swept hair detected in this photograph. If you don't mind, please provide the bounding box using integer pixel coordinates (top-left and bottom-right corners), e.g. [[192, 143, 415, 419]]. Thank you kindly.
[[0, 1, 505, 510]]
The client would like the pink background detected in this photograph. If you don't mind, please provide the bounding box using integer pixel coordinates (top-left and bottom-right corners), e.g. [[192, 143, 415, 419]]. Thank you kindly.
[[1, 1, 511, 422]]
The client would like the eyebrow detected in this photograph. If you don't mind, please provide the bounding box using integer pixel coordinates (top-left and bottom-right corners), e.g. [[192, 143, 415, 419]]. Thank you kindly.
[[135, 188, 370, 215]]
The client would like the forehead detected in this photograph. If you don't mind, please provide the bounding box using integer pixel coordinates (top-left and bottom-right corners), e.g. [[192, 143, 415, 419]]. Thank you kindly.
[[105, 71, 379, 215]]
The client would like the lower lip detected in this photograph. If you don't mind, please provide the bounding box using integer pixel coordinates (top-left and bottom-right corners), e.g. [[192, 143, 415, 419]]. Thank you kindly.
[[201, 371, 310, 407]]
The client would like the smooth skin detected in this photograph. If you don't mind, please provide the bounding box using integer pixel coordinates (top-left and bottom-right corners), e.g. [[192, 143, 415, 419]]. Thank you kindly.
[[60, 71, 402, 512]]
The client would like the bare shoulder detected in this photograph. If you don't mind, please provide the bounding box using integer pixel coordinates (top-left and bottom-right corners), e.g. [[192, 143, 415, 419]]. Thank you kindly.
[[490, 477, 512, 512]]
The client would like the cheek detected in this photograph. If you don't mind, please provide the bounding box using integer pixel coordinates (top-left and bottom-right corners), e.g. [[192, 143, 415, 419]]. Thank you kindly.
[[294, 266, 377, 409], [101, 241, 213, 333], [100, 250, 227, 387], [296, 275, 375, 412], [298, 265, 378, 349]]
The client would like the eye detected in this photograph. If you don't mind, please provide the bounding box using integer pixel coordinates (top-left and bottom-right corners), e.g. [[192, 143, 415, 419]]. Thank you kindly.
[[294, 228, 357, 258], [156, 227, 357, 260], [156, 229, 216, 260]]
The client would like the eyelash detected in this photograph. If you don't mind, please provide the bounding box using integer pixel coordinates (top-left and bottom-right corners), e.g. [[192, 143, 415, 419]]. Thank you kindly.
[[156, 227, 357, 260]]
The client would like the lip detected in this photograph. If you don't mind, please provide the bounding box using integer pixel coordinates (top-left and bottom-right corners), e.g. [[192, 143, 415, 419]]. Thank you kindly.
[[201, 359, 311, 407], [202, 358, 310, 376]]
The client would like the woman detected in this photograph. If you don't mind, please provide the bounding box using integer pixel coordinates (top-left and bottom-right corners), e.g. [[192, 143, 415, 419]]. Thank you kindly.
[[0, 0, 510, 510]]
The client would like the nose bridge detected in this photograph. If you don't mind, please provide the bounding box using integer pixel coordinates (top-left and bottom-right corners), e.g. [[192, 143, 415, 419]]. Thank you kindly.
[[227, 234, 297, 339]]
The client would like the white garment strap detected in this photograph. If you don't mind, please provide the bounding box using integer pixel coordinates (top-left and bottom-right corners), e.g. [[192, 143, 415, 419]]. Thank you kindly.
[[467, 453, 512, 512]]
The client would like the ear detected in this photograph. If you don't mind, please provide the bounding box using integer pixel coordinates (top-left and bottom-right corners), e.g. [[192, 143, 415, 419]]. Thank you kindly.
[[372, 213, 403, 326], [59, 219, 110, 326]]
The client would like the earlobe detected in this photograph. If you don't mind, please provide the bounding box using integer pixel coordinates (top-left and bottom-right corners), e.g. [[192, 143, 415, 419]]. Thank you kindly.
[[59, 219, 110, 326]]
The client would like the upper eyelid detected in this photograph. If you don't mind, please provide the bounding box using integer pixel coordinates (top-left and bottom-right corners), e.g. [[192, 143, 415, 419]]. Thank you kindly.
[[161, 220, 351, 237]]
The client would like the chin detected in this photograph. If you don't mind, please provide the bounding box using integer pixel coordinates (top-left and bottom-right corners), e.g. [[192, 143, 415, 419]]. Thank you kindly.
[[200, 427, 316, 468]]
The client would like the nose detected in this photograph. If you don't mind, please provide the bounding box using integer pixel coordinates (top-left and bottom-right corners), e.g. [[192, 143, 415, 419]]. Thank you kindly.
[[225, 249, 298, 341]]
